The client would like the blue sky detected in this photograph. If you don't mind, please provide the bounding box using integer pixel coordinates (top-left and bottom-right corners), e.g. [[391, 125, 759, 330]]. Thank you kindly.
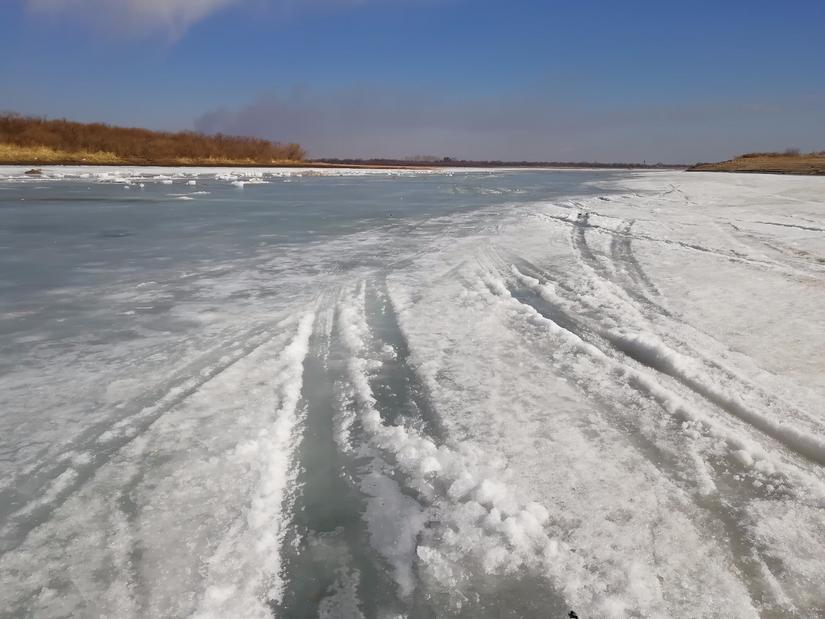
[[1, 0, 824, 161]]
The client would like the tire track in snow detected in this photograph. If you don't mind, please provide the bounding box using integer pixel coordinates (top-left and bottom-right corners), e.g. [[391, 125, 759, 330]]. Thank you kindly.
[[485, 252, 700, 477], [571, 211, 605, 275], [608, 332, 825, 468], [570, 191, 823, 282], [510, 246, 820, 449], [515, 210, 825, 475], [501, 249, 825, 551], [608, 220, 665, 300], [0, 320, 293, 555], [537, 209, 796, 275], [726, 222, 825, 275], [573, 214, 674, 321], [509, 265, 825, 470], [337, 282, 439, 613], [558, 219, 825, 471], [494, 277, 700, 494], [363, 277, 445, 441], [192, 311, 315, 619], [274, 299, 416, 619], [0, 310, 317, 618], [484, 269, 804, 611], [334, 283, 574, 617], [494, 243, 760, 442], [754, 220, 825, 234]]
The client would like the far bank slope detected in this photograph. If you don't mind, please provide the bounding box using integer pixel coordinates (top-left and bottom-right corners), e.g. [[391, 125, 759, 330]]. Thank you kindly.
[[689, 153, 825, 175]]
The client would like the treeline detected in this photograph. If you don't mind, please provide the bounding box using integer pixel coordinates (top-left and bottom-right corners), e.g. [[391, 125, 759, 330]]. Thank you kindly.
[[318, 157, 682, 169], [0, 113, 304, 163], [739, 148, 825, 158]]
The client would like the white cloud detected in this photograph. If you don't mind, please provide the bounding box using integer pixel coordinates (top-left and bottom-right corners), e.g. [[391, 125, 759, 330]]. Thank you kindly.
[[26, 0, 246, 37], [25, 0, 415, 38]]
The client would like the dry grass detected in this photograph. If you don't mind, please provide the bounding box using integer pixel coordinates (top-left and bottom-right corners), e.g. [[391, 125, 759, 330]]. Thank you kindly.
[[0, 143, 123, 164], [0, 113, 305, 165], [690, 152, 825, 175], [0, 143, 311, 168]]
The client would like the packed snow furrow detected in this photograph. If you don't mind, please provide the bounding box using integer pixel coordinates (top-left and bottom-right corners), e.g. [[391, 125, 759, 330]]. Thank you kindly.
[[512, 263, 804, 452], [726, 222, 825, 275], [495, 270, 698, 444], [482, 273, 796, 612], [571, 212, 606, 276], [455, 268, 767, 615], [754, 220, 825, 234], [363, 277, 445, 441], [505, 268, 825, 501], [608, 332, 825, 468], [192, 311, 315, 619], [495, 272, 825, 607], [691, 484, 801, 612], [242, 285, 447, 617], [0, 311, 318, 618], [337, 283, 440, 611], [536, 209, 796, 275], [275, 306, 378, 618], [571, 190, 825, 279], [573, 216, 675, 321], [0, 321, 292, 555], [511, 225, 825, 473], [335, 285, 577, 616], [1, 319, 285, 497], [608, 220, 666, 301], [496, 283, 701, 487]]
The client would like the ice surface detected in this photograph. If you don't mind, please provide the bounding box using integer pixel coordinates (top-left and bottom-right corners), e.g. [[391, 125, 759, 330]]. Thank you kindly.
[[1, 167, 824, 617]]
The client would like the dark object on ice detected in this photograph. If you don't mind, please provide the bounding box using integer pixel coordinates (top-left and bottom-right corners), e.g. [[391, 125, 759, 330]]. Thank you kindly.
[[568, 612, 579, 619], [24, 168, 43, 176]]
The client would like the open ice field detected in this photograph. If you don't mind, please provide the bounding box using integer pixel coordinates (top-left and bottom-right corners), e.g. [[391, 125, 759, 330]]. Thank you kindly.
[[1, 166, 824, 618]]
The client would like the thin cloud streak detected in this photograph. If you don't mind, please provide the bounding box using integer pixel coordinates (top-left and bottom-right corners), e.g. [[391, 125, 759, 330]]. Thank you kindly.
[[24, 0, 422, 37], [26, 0, 244, 37]]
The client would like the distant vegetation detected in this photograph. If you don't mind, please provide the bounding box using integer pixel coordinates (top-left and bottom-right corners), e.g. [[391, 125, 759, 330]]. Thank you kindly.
[[737, 148, 825, 158], [689, 149, 825, 175], [318, 157, 682, 169], [0, 113, 304, 166], [0, 113, 689, 170]]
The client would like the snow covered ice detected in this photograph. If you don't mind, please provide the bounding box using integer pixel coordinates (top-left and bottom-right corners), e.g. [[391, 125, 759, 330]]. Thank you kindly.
[[1, 166, 825, 617]]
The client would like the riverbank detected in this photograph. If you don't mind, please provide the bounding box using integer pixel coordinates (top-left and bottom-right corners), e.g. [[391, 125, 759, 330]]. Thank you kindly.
[[0, 114, 305, 167], [689, 153, 825, 175], [0, 144, 685, 171], [0, 143, 317, 168]]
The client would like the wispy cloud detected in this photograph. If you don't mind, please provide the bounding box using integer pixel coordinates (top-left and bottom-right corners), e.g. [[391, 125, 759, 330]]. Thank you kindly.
[[26, 0, 245, 37], [25, 0, 416, 38]]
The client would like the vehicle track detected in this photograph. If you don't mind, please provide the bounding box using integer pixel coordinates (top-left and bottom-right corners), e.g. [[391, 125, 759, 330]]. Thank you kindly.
[[482, 268, 803, 611], [0, 320, 294, 555], [323, 281, 572, 617], [500, 214, 825, 473], [609, 220, 664, 299]]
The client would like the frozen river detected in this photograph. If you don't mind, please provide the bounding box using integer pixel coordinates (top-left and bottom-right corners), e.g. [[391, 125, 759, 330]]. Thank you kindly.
[[1, 166, 824, 617]]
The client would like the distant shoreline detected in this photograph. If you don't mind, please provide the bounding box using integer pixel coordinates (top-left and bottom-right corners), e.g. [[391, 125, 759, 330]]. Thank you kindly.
[[0, 142, 320, 169], [0, 115, 684, 171], [1, 154, 685, 172], [0, 161, 685, 173], [311, 158, 684, 171]]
